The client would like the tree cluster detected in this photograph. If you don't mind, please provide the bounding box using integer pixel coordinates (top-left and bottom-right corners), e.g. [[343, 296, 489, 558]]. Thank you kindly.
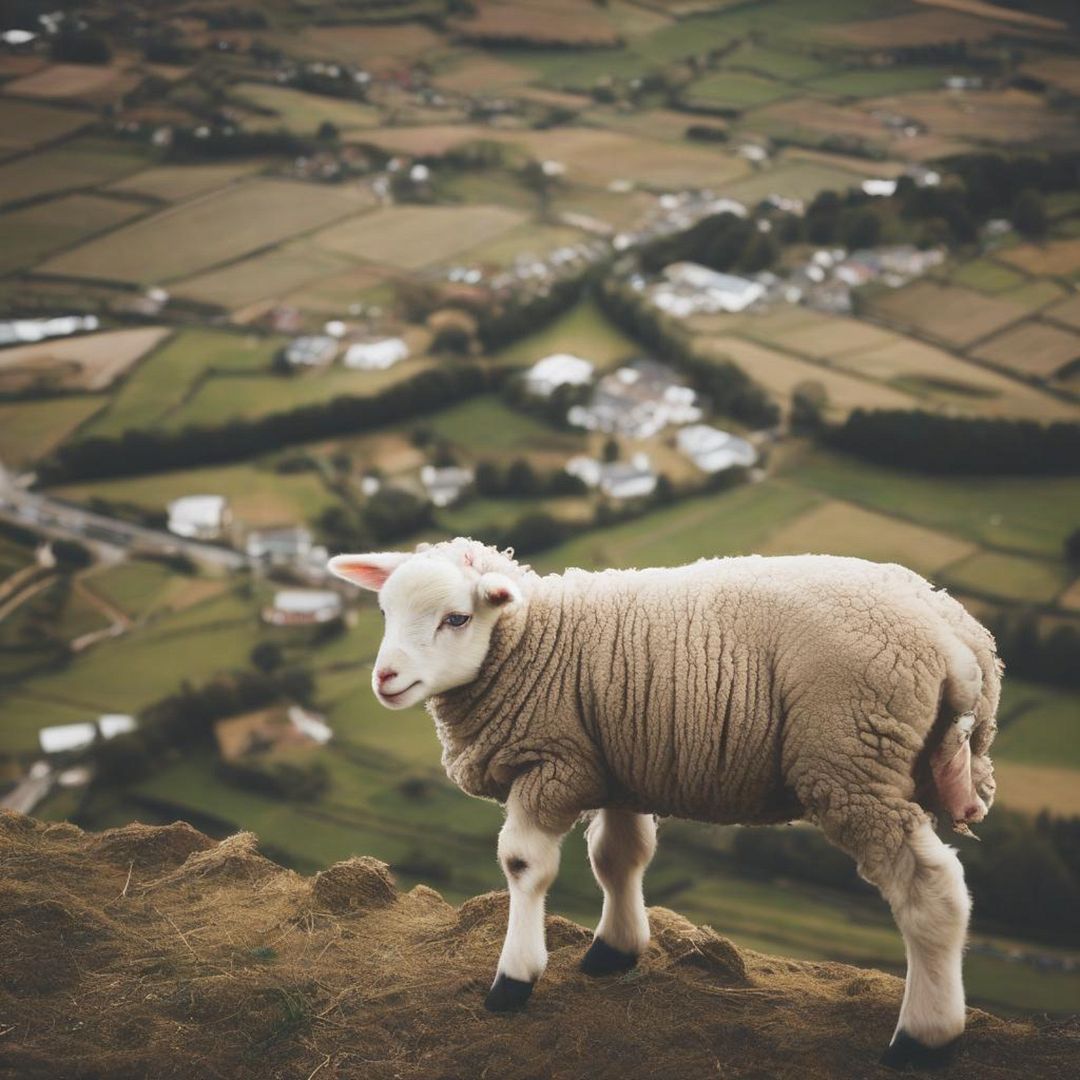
[[987, 610, 1080, 690]]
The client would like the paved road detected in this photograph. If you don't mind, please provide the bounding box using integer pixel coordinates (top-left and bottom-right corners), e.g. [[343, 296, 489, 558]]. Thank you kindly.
[[0, 462, 248, 571]]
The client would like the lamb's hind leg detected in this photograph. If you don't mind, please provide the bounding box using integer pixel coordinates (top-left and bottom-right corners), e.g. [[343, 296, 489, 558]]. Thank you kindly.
[[582, 808, 657, 975], [814, 791, 970, 1070], [485, 787, 566, 1013]]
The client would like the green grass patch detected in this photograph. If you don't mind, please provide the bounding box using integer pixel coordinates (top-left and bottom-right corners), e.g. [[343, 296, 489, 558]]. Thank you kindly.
[[0, 396, 105, 468], [682, 71, 793, 110], [490, 296, 639, 369], [0, 137, 149, 205], [86, 329, 277, 438], [726, 44, 834, 81], [949, 258, 1028, 294], [537, 481, 823, 572], [427, 395, 581, 454], [806, 66, 949, 99], [720, 159, 868, 205], [942, 551, 1072, 605], [1003, 280, 1067, 311], [995, 679, 1080, 770], [785, 451, 1080, 559], [236, 82, 380, 135]]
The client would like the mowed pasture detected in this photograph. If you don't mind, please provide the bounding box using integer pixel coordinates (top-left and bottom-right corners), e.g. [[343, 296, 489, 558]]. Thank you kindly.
[[282, 263, 394, 316], [86, 329, 281, 438], [171, 241, 355, 311], [108, 161, 264, 202], [942, 550, 1073, 604], [0, 100, 89, 155], [54, 461, 342, 529], [0, 193, 145, 275], [0, 137, 148, 206], [314, 203, 525, 269], [759, 497, 976, 577], [0, 326, 170, 394], [236, 82, 380, 135], [718, 159, 872, 205], [972, 320, 1080, 381], [867, 280, 1028, 348], [698, 334, 917, 418], [39, 179, 372, 284], [680, 71, 792, 109], [999, 239, 1080, 278], [161, 357, 437, 430], [0, 397, 103, 468]]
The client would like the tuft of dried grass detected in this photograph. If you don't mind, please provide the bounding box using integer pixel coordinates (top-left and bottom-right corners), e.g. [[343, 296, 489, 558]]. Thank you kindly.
[[1, 810, 1076, 1080]]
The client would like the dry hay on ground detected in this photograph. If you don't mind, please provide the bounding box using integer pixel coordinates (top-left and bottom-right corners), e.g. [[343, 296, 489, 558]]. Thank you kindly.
[[867, 280, 1027, 348], [265, 23, 444, 72], [0, 327, 170, 394], [753, 98, 888, 143], [0, 100, 90, 156], [972, 320, 1080, 381], [313, 203, 526, 270], [867, 89, 1076, 147], [749, 307, 897, 359], [999, 239, 1080, 278], [432, 53, 533, 94], [761, 498, 976, 577], [3, 813, 1075, 1080], [350, 123, 498, 156], [108, 161, 264, 202], [913, 0, 1065, 32], [38, 178, 371, 285], [171, 242, 356, 311], [449, 0, 621, 47], [699, 335, 916, 419], [818, 10, 1004, 48], [0, 397, 103, 469], [3, 62, 126, 101], [1045, 292, 1080, 331]]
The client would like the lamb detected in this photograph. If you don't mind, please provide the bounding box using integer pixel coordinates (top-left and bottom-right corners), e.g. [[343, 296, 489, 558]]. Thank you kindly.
[[329, 537, 1000, 1070]]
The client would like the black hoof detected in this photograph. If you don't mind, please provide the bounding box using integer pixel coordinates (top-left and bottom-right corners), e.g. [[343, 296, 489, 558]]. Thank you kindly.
[[880, 1030, 959, 1071], [580, 937, 638, 977], [484, 972, 534, 1012]]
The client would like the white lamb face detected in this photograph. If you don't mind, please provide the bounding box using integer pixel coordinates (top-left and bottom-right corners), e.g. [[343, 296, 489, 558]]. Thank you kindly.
[[328, 550, 522, 709]]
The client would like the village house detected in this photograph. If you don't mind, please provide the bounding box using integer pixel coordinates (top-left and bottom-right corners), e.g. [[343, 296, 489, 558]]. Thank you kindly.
[[245, 525, 326, 569], [568, 360, 701, 440], [167, 495, 230, 541], [523, 353, 594, 397], [214, 704, 332, 763], [676, 425, 758, 474], [652, 262, 765, 317], [282, 335, 338, 368], [343, 337, 409, 370], [566, 453, 658, 500], [420, 464, 474, 508], [262, 588, 343, 626]]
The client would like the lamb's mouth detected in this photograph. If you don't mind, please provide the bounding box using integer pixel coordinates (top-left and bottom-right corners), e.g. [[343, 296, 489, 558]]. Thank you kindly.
[[378, 680, 422, 704]]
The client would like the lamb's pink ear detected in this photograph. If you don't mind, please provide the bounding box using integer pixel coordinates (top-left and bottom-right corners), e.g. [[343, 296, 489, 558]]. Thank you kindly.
[[327, 552, 410, 591], [476, 571, 522, 609]]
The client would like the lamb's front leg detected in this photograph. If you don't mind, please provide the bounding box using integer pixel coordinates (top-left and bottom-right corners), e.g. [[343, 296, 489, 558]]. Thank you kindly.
[[485, 788, 566, 1012]]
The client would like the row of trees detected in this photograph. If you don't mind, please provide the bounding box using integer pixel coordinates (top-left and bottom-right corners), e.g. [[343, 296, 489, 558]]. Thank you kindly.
[[732, 808, 1080, 946], [824, 410, 1080, 475], [39, 364, 496, 485], [987, 611, 1080, 690]]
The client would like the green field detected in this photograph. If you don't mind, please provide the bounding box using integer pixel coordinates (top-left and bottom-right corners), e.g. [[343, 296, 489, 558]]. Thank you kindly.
[[719, 159, 869, 204], [949, 258, 1028, 294], [995, 679, 1080, 770], [784, 451, 1080, 559], [236, 82, 380, 135], [427, 395, 582, 454], [681, 71, 793, 109], [806, 66, 951, 99], [0, 137, 149, 205], [0, 396, 104, 468], [943, 551, 1073, 605], [86, 329, 277, 437]]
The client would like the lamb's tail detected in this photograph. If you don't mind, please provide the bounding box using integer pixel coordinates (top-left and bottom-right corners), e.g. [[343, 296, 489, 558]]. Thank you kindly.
[[930, 589, 1002, 826]]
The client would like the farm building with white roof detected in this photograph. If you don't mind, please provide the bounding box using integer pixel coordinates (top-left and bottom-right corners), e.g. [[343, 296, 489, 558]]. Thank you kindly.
[[654, 262, 765, 316], [39, 714, 137, 755], [343, 337, 410, 370], [524, 353, 594, 397], [677, 425, 758, 474], [263, 589, 343, 626], [167, 495, 230, 540]]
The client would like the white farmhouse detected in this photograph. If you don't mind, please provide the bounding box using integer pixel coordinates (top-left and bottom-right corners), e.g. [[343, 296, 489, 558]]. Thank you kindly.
[[344, 337, 410, 370], [600, 454, 657, 500], [39, 723, 97, 755], [288, 705, 332, 744], [524, 353, 594, 397], [676, 425, 758, 474], [283, 335, 338, 368], [98, 714, 137, 739], [263, 589, 343, 626], [420, 465, 474, 508], [167, 495, 230, 540]]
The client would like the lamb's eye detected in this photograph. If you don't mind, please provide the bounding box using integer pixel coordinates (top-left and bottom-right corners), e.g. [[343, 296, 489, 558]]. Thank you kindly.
[[442, 612, 471, 628]]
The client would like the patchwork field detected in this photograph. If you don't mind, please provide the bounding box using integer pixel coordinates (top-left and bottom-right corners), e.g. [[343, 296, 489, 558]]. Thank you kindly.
[[1046, 291, 1080, 331], [805, 66, 950, 99], [0, 100, 90, 156], [282, 264, 395, 316], [313, 203, 525, 270], [0, 137, 148, 205], [0, 326, 170, 394], [949, 257, 1027, 293], [719, 159, 872, 205], [972, 321, 1080, 381], [427, 395, 583, 456], [84, 560, 227, 621], [107, 161, 265, 202], [450, 0, 621, 47], [454, 221, 589, 269], [681, 71, 792, 109], [171, 242, 355, 311], [0, 193, 146, 275], [940, 550, 1073, 605], [3, 62, 135, 103], [39, 179, 372, 284], [698, 335, 917, 418], [999, 239, 1080, 278], [0, 396, 103, 468], [86, 329, 281, 438], [54, 462, 342, 530], [260, 22, 446, 70], [491, 296, 639, 368], [236, 82, 380, 135], [817, 9, 1003, 47]]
